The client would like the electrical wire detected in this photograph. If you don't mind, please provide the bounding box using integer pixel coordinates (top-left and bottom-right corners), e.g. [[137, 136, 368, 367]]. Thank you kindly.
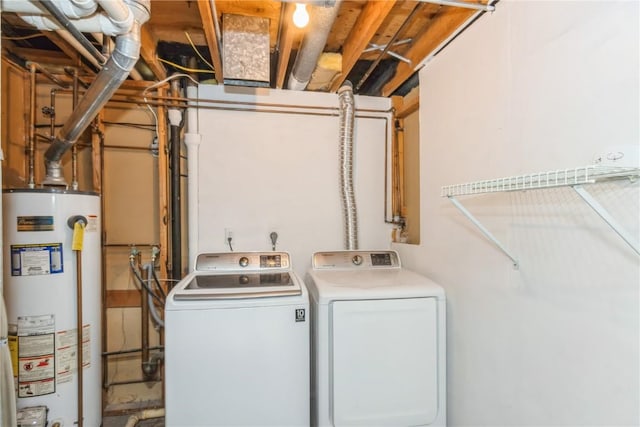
[[185, 31, 215, 71], [158, 58, 215, 74], [141, 73, 200, 138], [1, 33, 45, 40]]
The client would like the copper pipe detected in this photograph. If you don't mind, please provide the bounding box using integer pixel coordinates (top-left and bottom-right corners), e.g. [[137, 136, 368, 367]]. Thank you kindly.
[[50, 89, 57, 145], [75, 248, 84, 427], [27, 61, 71, 88]]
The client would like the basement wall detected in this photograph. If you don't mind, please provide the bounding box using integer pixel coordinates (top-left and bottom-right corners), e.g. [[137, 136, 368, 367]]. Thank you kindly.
[[194, 85, 394, 275], [395, 0, 639, 425]]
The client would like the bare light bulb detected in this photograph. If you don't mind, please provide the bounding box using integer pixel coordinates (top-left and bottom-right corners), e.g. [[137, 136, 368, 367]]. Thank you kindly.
[[293, 3, 309, 28]]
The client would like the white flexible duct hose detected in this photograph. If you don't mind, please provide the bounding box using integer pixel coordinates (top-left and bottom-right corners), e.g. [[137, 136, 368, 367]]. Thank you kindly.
[[338, 81, 358, 250]]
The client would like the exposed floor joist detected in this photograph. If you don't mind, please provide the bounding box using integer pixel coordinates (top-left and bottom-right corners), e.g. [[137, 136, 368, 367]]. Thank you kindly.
[[197, 0, 223, 84], [330, 0, 397, 92], [140, 26, 167, 81], [382, 7, 475, 97], [275, 3, 298, 89]]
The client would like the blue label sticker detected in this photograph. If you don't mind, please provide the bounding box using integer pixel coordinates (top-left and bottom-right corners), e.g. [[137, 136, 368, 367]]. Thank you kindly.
[[11, 243, 63, 276]]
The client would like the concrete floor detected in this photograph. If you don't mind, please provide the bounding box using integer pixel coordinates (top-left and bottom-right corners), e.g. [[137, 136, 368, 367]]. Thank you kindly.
[[102, 414, 164, 427]]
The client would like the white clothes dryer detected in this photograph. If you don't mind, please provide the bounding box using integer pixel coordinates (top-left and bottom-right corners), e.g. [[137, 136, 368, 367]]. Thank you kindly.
[[165, 252, 310, 427], [305, 250, 446, 426]]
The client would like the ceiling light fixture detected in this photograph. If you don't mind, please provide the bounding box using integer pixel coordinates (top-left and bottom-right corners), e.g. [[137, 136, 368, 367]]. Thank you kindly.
[[292, 3, 309, 28]]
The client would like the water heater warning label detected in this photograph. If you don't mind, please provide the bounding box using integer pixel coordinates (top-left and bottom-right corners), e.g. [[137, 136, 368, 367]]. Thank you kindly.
[[11, 243, 63, 276]]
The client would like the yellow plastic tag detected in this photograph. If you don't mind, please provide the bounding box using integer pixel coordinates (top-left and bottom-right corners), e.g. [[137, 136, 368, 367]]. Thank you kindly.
[[72, 222, 85, 251]]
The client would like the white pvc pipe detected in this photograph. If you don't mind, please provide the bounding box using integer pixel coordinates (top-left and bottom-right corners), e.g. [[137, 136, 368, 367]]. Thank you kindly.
[[57, 29, 103, 68], [96, 0, 133, 33], [185, 85, 201, 272], [19, 12, 132, 35], [0, 0, 97, 17], [124, 408, 165, 427]]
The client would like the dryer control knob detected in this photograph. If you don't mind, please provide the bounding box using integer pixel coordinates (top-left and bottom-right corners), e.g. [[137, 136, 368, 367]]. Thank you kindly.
[[239, 257, 249, 267], [352, 255, 363, 266]]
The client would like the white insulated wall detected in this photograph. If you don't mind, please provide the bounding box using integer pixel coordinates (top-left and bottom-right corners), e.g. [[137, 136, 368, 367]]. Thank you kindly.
[[395, 1, 639, 425], [194, 85, 393, 275]]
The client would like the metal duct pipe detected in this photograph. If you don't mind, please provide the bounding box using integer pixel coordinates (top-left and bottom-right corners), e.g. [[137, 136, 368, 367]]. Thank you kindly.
[[338, 81, 358, 250], [43, 0, 150, 186], [287, 0, 341, 91]]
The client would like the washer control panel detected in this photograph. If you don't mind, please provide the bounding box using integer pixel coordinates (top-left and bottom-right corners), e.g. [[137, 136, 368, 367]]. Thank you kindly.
[[195, 252, 290, 271], [312, 251, 400, 269]]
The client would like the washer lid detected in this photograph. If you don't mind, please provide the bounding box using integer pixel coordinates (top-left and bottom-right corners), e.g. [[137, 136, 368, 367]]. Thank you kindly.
[[173, 271, 301, 300]]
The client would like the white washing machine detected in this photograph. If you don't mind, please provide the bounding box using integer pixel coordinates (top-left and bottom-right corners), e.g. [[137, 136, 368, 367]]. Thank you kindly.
[[165, 252, 310, 427], [306, 250, 446, 426]]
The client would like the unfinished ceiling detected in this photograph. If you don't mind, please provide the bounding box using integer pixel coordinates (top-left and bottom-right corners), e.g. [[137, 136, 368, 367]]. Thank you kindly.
[[1, 0, 495, 96]]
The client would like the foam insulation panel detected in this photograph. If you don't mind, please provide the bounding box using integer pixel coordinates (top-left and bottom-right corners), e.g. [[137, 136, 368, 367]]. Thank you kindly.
[[223, 14, 270, 87]]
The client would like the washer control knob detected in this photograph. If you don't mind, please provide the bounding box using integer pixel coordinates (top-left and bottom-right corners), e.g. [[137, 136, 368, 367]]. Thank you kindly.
[[352, 255, 363, 266], [239, 257, 249, 267]]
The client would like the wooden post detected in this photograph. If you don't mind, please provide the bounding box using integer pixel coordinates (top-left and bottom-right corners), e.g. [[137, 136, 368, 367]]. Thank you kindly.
[[156, 86, 169, 282]]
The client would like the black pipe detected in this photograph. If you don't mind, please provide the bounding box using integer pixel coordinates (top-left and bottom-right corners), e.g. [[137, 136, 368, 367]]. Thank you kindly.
[[170, 80, 182, 281], [38, 0, 107, 66]]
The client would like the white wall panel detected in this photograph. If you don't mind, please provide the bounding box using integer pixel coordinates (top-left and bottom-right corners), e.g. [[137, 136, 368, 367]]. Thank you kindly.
[[396, 1, 639, 425], [195, 86, 393, 275]]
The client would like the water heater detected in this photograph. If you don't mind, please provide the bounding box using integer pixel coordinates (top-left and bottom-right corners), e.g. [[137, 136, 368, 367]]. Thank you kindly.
[[2, 189, 101, 427]]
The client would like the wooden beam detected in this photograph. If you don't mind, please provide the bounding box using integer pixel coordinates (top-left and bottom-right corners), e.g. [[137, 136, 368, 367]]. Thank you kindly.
[[7, 47, 76, 66], [276, 3, 298, 89], [330, 0, 397, 92], [156, 86, 169, 280], [140, 25, 167, 81], [41, 31, 95, 75], [396, 89, 419, 119], [381, 8, 475, 97], [106, 289, 141, 308], [197, 0, 223, 83]]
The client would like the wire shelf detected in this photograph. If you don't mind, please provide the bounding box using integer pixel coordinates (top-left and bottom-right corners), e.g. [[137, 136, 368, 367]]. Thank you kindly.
[[441, 165, 640, 197]]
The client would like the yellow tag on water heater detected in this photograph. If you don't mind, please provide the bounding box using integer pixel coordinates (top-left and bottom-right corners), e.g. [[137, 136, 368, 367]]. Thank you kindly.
[[72, 221, 85, 251]]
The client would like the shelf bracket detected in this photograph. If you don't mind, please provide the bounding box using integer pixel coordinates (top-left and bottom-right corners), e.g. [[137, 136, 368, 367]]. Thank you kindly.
[[448, 196, 519, 269], [572, 185, 640, 256]]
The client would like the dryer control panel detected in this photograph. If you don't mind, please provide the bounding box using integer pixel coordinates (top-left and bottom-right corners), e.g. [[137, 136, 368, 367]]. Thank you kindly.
[[312, 251, 401, 270], [195, 252, 291, 272]]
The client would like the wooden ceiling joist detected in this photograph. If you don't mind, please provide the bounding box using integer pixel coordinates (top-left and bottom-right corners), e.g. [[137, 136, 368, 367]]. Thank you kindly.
[[140, 25, 167, 81], [330, 0, 397, 92], [197, 0, 223, 84], [275, 3, 298, 89], [381, 7, 476, 97]]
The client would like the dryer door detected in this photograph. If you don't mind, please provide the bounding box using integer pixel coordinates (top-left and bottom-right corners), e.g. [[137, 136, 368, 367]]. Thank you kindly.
[[330, 297, 439, 426]]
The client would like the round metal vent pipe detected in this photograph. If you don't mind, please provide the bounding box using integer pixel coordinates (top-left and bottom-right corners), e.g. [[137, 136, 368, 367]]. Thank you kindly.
[[43, 0, 150, 186], [287, 0, 342, 91]]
